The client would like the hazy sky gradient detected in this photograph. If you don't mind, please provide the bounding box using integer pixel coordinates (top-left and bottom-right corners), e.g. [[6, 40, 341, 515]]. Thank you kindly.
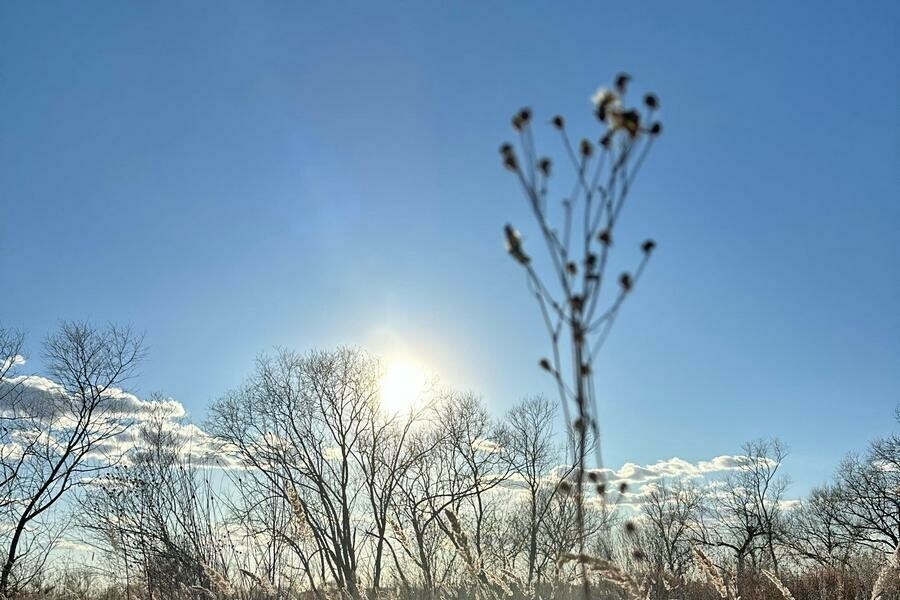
[[1, 1, 898, 493]]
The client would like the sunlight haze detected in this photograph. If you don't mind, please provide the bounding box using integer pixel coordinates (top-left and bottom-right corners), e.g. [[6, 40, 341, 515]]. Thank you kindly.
[[0, 3, 898, 597]]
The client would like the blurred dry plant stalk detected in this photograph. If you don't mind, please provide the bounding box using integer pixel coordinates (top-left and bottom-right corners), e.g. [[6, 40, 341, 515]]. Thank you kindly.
[[499, 72, 662, 587]]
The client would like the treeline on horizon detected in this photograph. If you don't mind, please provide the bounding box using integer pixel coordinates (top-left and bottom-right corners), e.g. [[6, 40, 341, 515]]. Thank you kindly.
[[0, 322, 896, 600]]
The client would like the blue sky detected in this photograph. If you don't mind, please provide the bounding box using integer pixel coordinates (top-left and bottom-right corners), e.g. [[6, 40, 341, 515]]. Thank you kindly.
[[1, 1, 897, 494]]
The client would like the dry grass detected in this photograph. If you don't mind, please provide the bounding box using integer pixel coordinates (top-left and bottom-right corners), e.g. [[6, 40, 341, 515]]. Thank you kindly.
[[871, 544, 900, 600], [762, 569, 796, 600]]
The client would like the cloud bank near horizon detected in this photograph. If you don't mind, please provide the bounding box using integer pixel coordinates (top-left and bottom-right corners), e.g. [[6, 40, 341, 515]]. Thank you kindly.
[[0, 373, 229, 469], [1, 370, 781, 501]]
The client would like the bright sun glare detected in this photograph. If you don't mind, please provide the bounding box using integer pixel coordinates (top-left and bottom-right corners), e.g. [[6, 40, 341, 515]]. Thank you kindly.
[[379, 361, 426, 415]]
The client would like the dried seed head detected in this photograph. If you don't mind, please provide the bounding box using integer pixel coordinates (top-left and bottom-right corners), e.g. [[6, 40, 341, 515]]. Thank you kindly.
[[619, 272, 633, 292], [632, 550, 646, 562], [504, 224, 530, 265], [598, 230, 612, 246], [649, 121, 663, 136], [587, 471, 599, 483], [551, 115, 565, 129], [558, 480, 573, 494], [500, 143, 518, 171], [579, 138, 593, 158], [512, 109, 530, 131], [641, 239, 656, 254], [599, 132, 613, 148], [643, 93, 659, 109], [511, 108, 531, 131], [618, 109, 641, 137], [615, 72, 631, 94], [570, 295, 584, 311], [624, 521, 637, 535], [565, 261, 577, 276], [592, 88, 621, 122], [539, 358, 552, 372], [538, 157, 552, 176], [596, 483, 607, 495], [619, 481, 629, 494]]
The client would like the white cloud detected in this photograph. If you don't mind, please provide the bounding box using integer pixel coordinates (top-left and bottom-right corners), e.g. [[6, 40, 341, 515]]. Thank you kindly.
[[472, 438, 503, 454], [0, 372, 240, 470], [0, 355, 25, 372], [778, 499, 802, 511], [0, 375, 185, 423], [578, 454, 769, 489], [538, 454, 782, 511], [323, 446, 343, 461]]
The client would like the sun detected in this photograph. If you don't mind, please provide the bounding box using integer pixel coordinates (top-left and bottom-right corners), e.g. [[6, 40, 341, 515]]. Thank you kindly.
[[379, 360, 427, 415]]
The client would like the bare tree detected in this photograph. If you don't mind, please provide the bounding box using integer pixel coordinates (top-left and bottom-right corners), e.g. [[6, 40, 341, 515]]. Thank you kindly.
[[0, 326, 28, 524], [0, 322, 144, 597], [438, 392, 511, 568], [387, 393, 510, 597], [783, 484, 859, 598], [638, 480, 703, 598], [355, 402, 429, 592], [389, 426, 458, 595], [208, 347, 380, 600], [0, 326, 25, 404], [787, 485, 859, 566], [538, 481, 612, 587], [831, 416, 900, 553], [225, 469, 297, 593], [696, 439, 789, 595], [500, 395, 565, 585]]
